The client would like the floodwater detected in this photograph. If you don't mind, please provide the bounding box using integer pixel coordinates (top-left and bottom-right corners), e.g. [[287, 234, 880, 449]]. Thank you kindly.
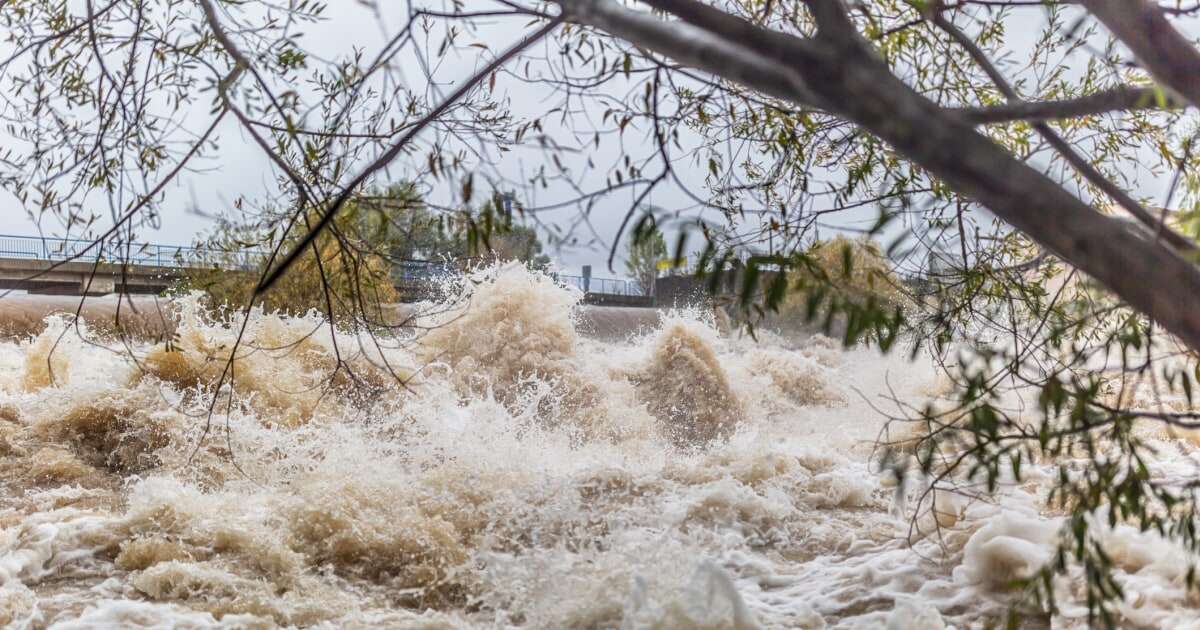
[[1, 265, 1199, 628], [0, 294, 173, 340]]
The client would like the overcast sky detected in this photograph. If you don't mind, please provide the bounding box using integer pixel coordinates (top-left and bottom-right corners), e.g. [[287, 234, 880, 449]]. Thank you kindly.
[[3, 3, 710, 279], [2, 2, 1192, 280]]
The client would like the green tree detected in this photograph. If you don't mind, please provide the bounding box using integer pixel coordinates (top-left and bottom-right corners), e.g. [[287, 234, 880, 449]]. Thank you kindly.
[[482, 222, 552, 270], [353, 187, 552, 270], [625, 224, 667, 294], [355, 184, 444, 263], [178, 202, 400, 320], [183, 187, 553, 316], [450, 193, 553, 270]]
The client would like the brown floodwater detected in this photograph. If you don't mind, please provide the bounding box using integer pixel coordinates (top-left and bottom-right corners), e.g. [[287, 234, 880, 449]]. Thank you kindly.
[[2, 267, 1198, 628], [0, 293, 666, 343], [0, 294, 174, 340]]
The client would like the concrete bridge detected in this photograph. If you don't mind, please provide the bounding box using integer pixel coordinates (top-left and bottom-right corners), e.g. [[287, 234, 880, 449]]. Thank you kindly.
[[0, 234, 653, 305], [0, 234, 259, 296]]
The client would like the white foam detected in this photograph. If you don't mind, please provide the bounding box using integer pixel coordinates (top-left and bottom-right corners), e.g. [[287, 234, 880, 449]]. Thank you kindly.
[[1, 265, 1199, 627]]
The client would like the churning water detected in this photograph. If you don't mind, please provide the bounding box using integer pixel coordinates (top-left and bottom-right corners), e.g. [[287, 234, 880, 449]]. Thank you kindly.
[[2, 265, 1199, 628]]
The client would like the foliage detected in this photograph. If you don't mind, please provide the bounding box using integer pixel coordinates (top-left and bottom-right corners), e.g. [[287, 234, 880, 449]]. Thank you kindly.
[[625, 221, 667, 294], [772, 236, 905, 339], [688, 230, 906, 348], [179, 187, 552, 317], [177, 204, 400, 319], [461, 194, 553, 270], [359, 188, 551, 269]]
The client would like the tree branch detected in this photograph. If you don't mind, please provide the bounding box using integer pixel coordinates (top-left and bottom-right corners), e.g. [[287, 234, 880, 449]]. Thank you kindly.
[[953, 85, 1186, 124], [931, 10, 1197, 254], [1082, 0, 1200, 109], [256, 16, 563, 295], [562, 0, 1200, 352], [559, 0, 827, 108]]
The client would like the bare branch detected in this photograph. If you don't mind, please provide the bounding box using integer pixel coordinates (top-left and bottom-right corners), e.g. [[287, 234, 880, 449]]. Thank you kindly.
[[1082, 0, 1200, 109], [256, 16, 564, 295], [563, 0, 1200, 352], [931, 9, 1197, 254], [559, 0, 827, 108], [953, 85, 1187, 124]]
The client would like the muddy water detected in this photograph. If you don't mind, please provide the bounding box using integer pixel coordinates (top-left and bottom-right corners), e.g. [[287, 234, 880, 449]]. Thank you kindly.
[[2, 266, 1199, 628], [0, 295, 173, 340], [0, 294, 664, 345]]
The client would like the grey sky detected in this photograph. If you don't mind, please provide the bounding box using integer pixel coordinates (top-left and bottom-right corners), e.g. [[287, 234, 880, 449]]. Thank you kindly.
[[4, 2, 703, 278], [2, 2, 1193, 279]]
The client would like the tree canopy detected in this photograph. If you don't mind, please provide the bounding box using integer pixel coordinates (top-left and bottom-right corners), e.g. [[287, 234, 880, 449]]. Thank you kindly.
[[180, 186, 552, 314], [625, 219, 667, 294]]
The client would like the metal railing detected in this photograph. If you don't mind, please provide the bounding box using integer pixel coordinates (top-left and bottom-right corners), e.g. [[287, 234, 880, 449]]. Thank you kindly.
[[0, 234, 646, 295], [392, 259, 459, 282], [0, 234, 264, 270], [556, 274, 647, 297], [393, 262, 646, 297]]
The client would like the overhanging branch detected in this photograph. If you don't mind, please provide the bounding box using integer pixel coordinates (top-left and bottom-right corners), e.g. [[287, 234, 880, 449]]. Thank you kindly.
[[1082, 0, 1200, 110], [953, 86, 1187, 125], [561, 0, 1200, 352], [560, 0, 827, 108], [931, 10, 1197, 255]]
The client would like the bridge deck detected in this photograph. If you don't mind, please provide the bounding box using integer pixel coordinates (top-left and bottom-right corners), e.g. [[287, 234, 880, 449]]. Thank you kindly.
[[0, 258, 184, 295], [0, 234, 651, 304], [0, 234, 261, 296]]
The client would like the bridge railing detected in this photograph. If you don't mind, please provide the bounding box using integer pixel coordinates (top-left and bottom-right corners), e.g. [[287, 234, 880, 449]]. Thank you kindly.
[[0, 234, 265, 270], [556, 274, 646, 296], [0, 234, 645, 294], [391, 259, 646, 296], [392, 259, 459, 281]]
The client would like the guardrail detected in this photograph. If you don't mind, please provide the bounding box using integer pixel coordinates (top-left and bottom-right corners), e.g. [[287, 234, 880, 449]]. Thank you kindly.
[[556, 274, 646, 297], [0, 234, 646, 295], [0, 234, 264, 270], [393, 259, 458, 281], [392, 260, 646, 296]]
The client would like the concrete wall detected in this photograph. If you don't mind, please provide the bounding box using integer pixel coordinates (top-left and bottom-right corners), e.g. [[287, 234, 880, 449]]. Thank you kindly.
[[0, 258, 179, 296]]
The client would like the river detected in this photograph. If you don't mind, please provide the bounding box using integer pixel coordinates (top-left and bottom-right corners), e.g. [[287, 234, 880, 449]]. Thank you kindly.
[[1, 265, 1196, 628]]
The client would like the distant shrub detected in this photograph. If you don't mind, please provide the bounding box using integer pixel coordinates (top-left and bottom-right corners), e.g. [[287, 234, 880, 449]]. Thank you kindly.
[[175, 205, 400, 321], [772, 236, 905, 342]]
